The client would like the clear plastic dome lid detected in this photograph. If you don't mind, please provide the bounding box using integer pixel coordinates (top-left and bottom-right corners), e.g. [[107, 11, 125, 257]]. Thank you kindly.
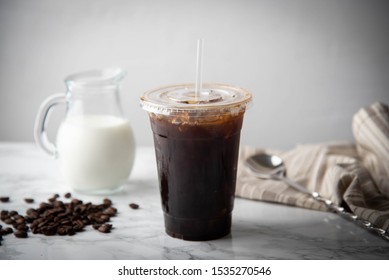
[[140, 83, 252, 116]]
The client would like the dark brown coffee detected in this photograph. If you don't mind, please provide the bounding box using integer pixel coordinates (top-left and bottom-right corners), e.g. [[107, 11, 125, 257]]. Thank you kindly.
[[149, 112, 244, 240]]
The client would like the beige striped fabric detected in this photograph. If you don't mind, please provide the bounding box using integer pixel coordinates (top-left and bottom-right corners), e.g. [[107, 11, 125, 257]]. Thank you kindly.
[[236, 102, 389, 231]]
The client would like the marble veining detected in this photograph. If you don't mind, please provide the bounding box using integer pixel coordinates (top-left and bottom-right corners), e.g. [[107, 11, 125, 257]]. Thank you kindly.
[[0, 143, 388, 260]]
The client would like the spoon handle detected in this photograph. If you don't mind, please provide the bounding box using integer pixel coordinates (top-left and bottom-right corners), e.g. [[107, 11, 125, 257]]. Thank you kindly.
[[312, 192, 389, 242], [280, 176, 311, 195], [280, 176, 389, 241]]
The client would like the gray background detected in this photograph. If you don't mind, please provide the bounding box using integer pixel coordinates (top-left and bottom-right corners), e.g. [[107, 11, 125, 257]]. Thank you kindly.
[[1, 0, 388, 150]]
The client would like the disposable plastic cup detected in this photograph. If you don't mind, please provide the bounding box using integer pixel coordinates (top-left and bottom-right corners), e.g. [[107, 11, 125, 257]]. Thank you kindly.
[[140, 83, 252, 241]]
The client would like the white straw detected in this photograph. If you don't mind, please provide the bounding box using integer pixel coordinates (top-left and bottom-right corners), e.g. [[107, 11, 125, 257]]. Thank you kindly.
[[195, 38, 204, 100]]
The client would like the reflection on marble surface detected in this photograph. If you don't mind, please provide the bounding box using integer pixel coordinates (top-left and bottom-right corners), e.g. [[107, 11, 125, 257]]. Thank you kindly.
[[0, 143, 388, 260]]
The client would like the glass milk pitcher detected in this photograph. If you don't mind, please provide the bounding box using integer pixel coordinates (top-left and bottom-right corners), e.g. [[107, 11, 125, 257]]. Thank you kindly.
[[34, 68, 135, 194]]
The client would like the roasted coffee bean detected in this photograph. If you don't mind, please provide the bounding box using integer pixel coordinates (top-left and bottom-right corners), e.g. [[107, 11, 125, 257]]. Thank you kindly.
[[26, 208, 38, 216], [103, 198, 112, 207], [87, 213, 105, 224], [56, 227, 67, 235], [99, 214, 110, 222], [0, 215, 9, 222], [39, 202, 52, 210], [53, 200, 65, 208], [42, 227, 56, 236], [9, 210, 18, 216], [15, 224, 29, 231], [72, 219, 84, 231], [84, 202, 92, 209], [92, 224, 101, 230], [1, 210, 9, 219], [103, 207, 117, 216], [24, 198, 34, 204], [1, 227, 13, 235], [74, 204, 87, 214], [4, 218, 14, 225], [14, 214, 25, 222], [0, 196, 10, 202], [71, 198, 82, 205], [64, 192, 72, 198], [37, 219, 49, 228], [97, 224, 112, 233], [24, 216, 34, 223], [47, 194, 59, 203], [15, 218, 26, 225], [57, 226, 74, 236], [129, 203, 139, 209], [14, 230, 28, 238]]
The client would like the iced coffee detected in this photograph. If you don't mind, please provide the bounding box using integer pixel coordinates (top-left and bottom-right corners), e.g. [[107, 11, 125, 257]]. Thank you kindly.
[[140, 84, 252, 241]]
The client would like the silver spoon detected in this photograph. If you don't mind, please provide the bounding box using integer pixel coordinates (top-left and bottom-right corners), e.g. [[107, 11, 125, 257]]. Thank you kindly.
[[245, 153, 312, 195], [245, 152, 389, 241]]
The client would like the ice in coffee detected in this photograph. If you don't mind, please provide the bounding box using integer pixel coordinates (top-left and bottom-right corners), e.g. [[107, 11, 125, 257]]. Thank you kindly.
[[140, 83, 252, 241]]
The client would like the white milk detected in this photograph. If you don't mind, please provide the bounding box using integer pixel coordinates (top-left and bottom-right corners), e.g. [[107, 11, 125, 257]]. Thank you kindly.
[[56, 115, 135, 193]]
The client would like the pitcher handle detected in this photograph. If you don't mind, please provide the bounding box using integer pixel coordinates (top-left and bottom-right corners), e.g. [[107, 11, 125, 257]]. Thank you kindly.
[[34, 93, 66, 158]]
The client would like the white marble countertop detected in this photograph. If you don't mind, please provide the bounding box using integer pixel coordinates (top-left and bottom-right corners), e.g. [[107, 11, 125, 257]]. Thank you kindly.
[[0, 143, 388, 260]]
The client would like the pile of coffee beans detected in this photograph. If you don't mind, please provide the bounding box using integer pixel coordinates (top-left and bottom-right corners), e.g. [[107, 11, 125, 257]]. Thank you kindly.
[[0, 193, 141, 245]]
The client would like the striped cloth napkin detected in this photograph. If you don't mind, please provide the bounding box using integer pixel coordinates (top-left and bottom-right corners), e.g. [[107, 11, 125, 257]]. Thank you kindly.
[[236, 102, 389, 232]]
